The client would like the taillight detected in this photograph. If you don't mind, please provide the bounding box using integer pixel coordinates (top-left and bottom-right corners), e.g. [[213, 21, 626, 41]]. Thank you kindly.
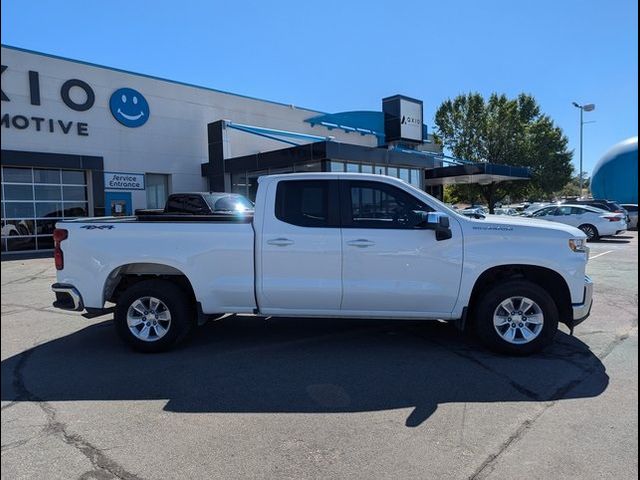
[[53, 228, 68, 270], [603, 216, 622, 222]]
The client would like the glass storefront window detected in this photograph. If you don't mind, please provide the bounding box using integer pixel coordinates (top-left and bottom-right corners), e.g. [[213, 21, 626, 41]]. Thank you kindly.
[[34, 169, 61, 184], [330, 161, 345, 172], [6, 237, 36, 252], [5, 202, 36, 218], [5, 219, 35, 236], [63, 186, 87, 201], [399, 168, 410, 183], [146, 173, 169, 209], [246, 170, 268, 201], [36, 202, 63, 218], [4, 184, 33, 200], [3, 168, 33, 183], [62, 170, 86, 185], [35, 185, 62, 201], [62, 203, 89, 218], [346, 163, 360, 173], [387, 167, 398, 178], [2, 166, 89, 253], [361, 164, 373, 174], [410, 169, 422, 188], [294, 163, 322, 172], [36, 219, 56, 236], [231, 172, 249, 197]]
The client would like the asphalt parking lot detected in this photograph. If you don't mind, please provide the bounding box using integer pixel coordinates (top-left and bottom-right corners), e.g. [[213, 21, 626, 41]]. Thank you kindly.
[[1, 232, 638, 480]]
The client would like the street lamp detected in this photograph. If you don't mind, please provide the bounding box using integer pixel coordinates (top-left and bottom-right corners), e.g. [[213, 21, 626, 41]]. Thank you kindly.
[[572, 102, 596, 195]]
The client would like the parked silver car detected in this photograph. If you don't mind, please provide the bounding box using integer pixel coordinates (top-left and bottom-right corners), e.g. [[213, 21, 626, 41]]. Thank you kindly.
[[493, 207, 519, 216]]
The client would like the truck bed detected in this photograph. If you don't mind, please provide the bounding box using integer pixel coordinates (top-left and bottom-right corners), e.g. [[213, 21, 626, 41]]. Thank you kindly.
[[55, 216, 256, 313]]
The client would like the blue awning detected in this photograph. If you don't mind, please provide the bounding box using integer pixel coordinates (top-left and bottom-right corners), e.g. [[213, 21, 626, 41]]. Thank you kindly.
[[305, 111, 428, 142]]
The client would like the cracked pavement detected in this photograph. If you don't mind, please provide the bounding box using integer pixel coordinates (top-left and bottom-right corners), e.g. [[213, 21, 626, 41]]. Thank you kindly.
[[1, 232, 638, 479]]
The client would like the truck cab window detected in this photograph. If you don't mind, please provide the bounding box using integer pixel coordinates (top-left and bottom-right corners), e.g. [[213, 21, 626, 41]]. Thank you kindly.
[[165, 196, 185, 213], [345, 181, 432, 229], [184, 195, 208, 214]]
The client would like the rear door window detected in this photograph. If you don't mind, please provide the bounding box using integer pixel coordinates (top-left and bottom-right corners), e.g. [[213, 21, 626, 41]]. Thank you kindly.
[[275, 180, 339, 227]]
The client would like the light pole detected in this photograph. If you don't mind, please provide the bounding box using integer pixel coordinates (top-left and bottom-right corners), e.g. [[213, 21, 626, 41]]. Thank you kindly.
[[572, 102, 595, 196]]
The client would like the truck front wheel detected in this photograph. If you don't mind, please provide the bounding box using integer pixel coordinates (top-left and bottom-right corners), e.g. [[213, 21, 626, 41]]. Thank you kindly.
[[473, 280, 559, 355], [114, 279, 194, 353]]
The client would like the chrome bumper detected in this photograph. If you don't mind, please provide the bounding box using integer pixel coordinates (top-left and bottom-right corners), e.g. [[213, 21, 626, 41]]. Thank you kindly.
[[572, 275, 593, 324], [52, 283, 84, 311]]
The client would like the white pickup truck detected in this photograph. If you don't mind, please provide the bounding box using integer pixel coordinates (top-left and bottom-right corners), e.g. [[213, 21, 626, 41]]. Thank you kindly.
[[52, 173, 593, 355]]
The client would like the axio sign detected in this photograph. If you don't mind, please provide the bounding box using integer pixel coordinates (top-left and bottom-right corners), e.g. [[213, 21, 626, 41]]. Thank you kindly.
[[1, 65, 151, 136], [382, 95, 424, 144], [398, 98, 423, 142]]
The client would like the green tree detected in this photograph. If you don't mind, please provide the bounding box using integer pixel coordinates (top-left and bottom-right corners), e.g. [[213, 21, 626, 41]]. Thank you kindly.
[[555, 172, 590, 199], [434, 93, 573, 212]]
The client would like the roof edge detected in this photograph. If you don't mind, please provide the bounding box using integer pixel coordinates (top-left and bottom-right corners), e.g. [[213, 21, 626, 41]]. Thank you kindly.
[[1, 43, 326, 114]]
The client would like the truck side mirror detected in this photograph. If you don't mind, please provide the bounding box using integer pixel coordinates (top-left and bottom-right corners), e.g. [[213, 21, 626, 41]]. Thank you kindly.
[[423, 212, 452, 241]]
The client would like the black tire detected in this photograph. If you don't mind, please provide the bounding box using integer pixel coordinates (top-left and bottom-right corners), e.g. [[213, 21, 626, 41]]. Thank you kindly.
[[473, 280, 559, 356], [578, 224, 600, 241], [114, 279, 194, 353]]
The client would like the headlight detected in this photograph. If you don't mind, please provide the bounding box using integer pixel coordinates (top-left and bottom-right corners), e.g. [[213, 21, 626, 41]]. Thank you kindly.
[[569, 238, 588, 253]]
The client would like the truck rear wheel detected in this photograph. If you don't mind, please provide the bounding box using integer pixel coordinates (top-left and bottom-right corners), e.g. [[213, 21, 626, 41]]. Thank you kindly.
[[473, 280, 558, 355], [115, 279, 194, 353]]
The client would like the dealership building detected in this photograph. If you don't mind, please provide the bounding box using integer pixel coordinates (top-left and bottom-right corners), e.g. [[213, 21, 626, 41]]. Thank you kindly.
[[1, 45, 528, 254]]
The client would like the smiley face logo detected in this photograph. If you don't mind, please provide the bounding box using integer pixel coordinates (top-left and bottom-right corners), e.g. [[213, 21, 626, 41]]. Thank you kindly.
[[109, 88, 150, 127]]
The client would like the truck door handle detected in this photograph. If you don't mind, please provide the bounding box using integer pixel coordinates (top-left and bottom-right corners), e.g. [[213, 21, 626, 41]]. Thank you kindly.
[[347, 239, 376, 248], [267, 237, 294, 247]]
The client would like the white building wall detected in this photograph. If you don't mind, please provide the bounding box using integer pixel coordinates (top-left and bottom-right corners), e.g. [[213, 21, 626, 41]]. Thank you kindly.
[[1, 46, 376, 210]]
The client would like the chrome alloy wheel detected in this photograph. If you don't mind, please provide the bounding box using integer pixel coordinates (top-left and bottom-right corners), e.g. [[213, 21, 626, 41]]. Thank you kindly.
[[493, 296, 544, 345], [126, 296, 172, 342], [579, 224, 597, 240]]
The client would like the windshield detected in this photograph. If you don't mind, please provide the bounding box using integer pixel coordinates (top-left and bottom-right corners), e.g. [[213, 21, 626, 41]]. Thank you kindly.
[[205, 194, 254, 213]]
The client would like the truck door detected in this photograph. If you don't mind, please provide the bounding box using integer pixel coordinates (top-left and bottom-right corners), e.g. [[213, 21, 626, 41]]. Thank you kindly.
[[339, 179, 463, 315], [258, 179, 342, 314]]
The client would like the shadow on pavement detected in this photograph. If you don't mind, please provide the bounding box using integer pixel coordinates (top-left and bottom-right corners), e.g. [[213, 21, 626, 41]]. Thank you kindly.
[[1, 317, 609, 427], [591, 236, 631, 244]]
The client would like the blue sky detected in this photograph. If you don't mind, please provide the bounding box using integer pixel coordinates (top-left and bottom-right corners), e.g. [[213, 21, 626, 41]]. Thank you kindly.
[[2, 0, 637, 175]]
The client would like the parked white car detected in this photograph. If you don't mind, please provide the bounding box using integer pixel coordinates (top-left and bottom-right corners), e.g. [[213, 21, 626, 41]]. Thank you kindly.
[[527, 204, 627, 240]]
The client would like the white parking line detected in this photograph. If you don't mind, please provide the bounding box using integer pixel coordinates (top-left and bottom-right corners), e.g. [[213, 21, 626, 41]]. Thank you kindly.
[[590, 250, 614, 260]]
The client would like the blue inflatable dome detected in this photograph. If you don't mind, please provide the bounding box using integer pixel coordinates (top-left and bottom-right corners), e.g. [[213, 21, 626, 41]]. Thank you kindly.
[[591, 137, 638, 204]]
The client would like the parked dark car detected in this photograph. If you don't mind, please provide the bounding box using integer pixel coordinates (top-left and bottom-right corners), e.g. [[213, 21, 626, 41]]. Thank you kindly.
[[135, 192, 254, 216], [620, 204, 638, 229]]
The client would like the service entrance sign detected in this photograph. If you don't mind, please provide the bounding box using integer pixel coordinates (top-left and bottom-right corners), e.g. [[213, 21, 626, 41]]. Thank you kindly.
[[104, 172, 145, 190]]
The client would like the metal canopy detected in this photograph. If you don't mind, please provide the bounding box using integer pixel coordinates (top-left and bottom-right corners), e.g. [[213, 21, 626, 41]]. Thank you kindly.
[[424, 163, 531, 186]]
